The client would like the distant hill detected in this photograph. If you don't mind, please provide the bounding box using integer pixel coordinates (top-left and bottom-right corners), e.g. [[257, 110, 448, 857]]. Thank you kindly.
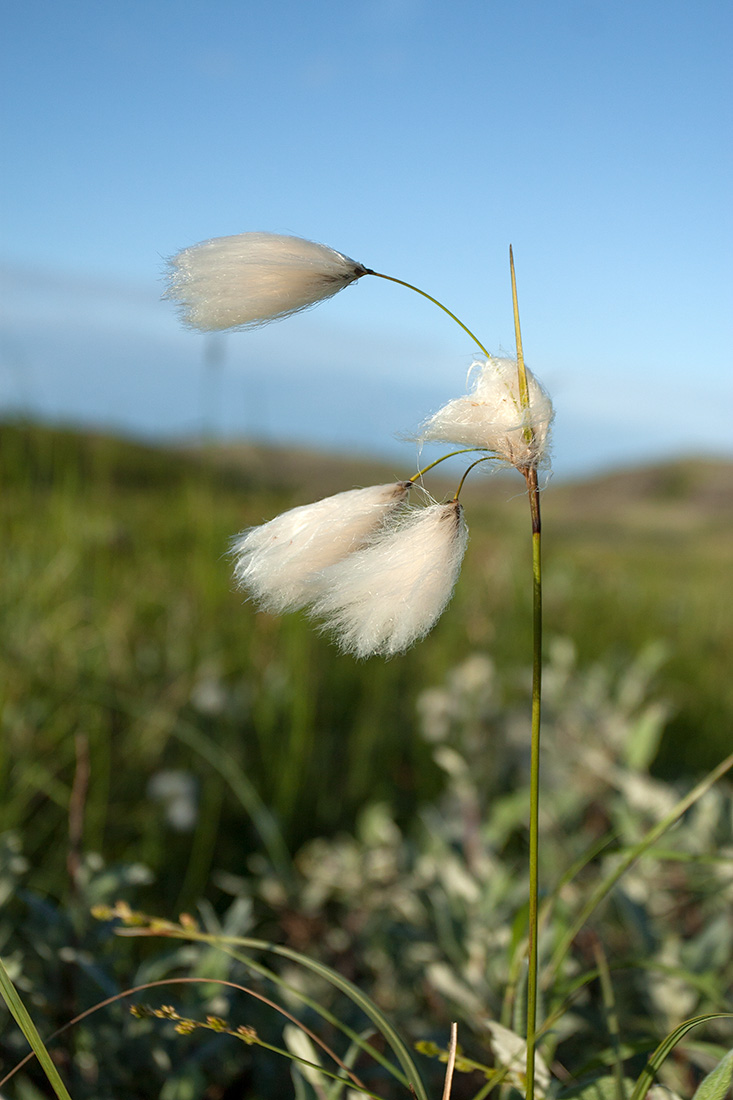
[[548, 457, 733, 531], [2, 418, 731, 526]]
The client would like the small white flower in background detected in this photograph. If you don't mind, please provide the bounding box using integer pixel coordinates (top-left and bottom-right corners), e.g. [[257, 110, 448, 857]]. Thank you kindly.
[[282, 1025, 326, 1090], [147, 771, 198, 832], [419, 357, 554, 470], [646, 1089, 685, 1100], [485, 1020, 551, 1097], [190, 671, 228, 715], [165, 231, 367, 331], [231, 482, 410, 614], [426, 962, 485, 1016], [310, 500, 468, 658]]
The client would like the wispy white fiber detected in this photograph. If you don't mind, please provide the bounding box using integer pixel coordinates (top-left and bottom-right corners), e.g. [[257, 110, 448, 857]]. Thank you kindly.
[[231, 482, 409, 614], [419, 358, 554, 470], [311, 501, 468, 658], [165, 232, 367, 331]]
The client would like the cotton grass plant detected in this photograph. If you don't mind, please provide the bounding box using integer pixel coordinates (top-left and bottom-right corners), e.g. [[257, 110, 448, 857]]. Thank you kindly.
[[164, 230, 733, 1098], [2, 231, 732, 1099], [166, 230, 732, 1099]]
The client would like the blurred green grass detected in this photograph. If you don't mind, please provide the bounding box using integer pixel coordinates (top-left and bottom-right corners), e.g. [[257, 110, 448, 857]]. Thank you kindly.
[[2, 420, 731, 908]]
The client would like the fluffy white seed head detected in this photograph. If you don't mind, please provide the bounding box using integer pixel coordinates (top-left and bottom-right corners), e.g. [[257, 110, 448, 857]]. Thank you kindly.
[[311, 500, 468, 658], [165, 232, 368, 331], [231, 482, 410, 614], [419, 357, 554, 470]]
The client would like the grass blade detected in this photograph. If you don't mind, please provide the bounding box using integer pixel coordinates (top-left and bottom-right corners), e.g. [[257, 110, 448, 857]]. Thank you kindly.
[[218, 936, 429, 1100], [545, 752, 733, 985], [117, 916, 428, 1100], [629, 1013, 733, 1100], [0, 957, 74, 1100], [172, 718, 292, 880]]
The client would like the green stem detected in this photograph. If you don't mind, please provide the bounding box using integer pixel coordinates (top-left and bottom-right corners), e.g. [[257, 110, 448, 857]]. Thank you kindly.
[[509, 247, 543, 1100], [408, 447, 488, 483], [452, 454, 495, 500], [365, 271, 493, 359], [524, 466, 542, 1100]]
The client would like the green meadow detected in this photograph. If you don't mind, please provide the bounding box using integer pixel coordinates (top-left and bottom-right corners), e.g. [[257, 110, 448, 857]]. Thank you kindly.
[[1, 419, 732, 1098], [2, 420, 731, 900]]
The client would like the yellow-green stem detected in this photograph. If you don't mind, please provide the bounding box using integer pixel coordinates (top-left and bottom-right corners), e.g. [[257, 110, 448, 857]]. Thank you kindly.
[[408, 448, 487, 483], [452, 455, 494, 500], [524, 465, 542, 1100], [365, 271, 492, 359]]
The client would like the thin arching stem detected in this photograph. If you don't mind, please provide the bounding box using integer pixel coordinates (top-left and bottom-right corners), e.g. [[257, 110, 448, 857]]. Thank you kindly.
[[407, 448, 488, 483], [365, 270, 493, 359], [452, 455, 495, 500]]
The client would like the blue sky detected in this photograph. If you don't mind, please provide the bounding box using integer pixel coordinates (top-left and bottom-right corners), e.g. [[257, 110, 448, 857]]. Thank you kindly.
[[2, 0, 731, 478]]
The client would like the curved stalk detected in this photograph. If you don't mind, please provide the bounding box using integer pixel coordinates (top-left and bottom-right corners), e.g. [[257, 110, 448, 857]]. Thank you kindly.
[[365, 270, 493, 359], [452, 454, 495, 499], [408, 447, 489, 483]]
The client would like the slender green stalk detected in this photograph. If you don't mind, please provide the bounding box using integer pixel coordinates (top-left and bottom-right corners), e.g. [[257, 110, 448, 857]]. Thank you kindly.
[[365, 270, 493, 359], [509, 246, 543, 1100], [524, 466, 542, 1100]]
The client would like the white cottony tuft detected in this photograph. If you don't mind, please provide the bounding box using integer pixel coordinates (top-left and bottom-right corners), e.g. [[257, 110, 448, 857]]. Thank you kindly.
[[419, 358, 554, 470], [231, 483, 410, 614], [311, 501, 468, 658], [165, 232, 368, 331]]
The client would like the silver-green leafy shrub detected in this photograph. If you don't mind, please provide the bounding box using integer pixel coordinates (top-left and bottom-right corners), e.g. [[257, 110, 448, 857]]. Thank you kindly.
[[233, 642, 733, 1095]]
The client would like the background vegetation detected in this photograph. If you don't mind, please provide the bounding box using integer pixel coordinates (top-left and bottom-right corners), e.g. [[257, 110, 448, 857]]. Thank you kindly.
[[1, 420, 732, 1098]]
